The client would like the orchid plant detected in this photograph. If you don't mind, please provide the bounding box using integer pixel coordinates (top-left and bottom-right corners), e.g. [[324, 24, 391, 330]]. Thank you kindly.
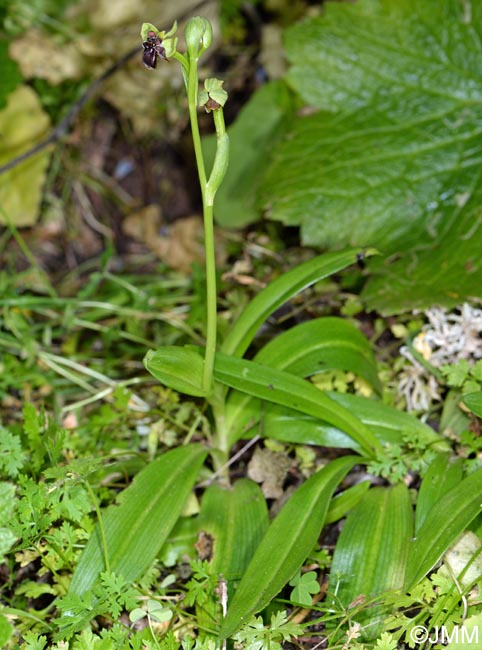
[[63, 17, 482, 646]]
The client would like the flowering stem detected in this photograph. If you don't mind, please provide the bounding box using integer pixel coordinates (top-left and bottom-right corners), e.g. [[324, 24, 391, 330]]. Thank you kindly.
[[186, 56, 217, 395]]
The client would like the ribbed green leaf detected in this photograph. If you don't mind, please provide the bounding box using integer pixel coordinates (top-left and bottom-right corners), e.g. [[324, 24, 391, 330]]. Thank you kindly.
[[262, 392, 446, 451], [214, 352, 382, 458], [329, 484, 413, 639], [256, 317, 381, 391], [70, 444, 207, 596], [224, 316, 381, 445], [415, 454, 463, 533], [199, 479, 268, 594], [405, 468, 482, 589], [219, 455, 359, 639], [144, 346, 206, 397], [221, 248, 375, 359]]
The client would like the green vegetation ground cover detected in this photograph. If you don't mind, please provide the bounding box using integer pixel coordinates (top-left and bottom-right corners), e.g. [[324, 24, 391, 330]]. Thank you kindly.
[[1, 2, 482, 649]]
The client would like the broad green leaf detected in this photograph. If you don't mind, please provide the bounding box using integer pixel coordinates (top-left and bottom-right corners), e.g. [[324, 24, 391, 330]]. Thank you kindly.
[[440, 388, 470, 437], [221, 248, 374, 359], [463, 392, 482, 418], [255, 317, 381, 391], [258, 0, 482, 312], [199, 479, 268, 594], [203, 81, 296, 228], [415, 454, 463, 533], [0, 86, 51, 227], [69, 444, 207, 596], [144, 346, 206, 397], [224, 316, 381, 446], [329, 484, 413, 639], [262, 392, 447, 451], [214, 352, 383, 458], [219, 455, 359, 639], [405, 468, 482, 589]]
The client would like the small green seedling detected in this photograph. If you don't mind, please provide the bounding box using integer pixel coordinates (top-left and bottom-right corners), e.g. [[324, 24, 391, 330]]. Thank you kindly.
[[289, 570, 321, 606]]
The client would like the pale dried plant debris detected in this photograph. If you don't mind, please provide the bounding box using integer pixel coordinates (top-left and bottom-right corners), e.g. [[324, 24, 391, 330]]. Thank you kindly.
[[398, 303, 482, 412]]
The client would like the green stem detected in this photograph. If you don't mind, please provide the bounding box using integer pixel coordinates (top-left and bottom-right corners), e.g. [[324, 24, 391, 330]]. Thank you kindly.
[[187, 57, 207, 196], [203, 200, 217, 394], [186, 56, 216, 394]]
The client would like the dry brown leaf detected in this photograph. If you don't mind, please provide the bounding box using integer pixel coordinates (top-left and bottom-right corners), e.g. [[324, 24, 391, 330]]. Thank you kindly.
[[0, 86, 51, 226], [247, 447, 292, 499], [9, 29, 85, 84], [123, 206, 226, 272]]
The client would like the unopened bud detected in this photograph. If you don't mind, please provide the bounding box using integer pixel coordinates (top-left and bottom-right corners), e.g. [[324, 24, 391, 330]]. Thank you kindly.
[[185, 16, 213, 59], [199, 78, 228, 112]]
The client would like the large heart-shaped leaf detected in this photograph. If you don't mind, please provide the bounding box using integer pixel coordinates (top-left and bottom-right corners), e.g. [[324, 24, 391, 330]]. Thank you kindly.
[[69, 444, 206, 596], [258, 0, 482, 312], [0, 42, 22, 110]]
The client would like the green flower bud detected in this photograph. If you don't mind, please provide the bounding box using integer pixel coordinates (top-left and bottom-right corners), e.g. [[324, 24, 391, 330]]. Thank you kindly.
[[185, 16, 213, 59], [199, 78, 228, 112]]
